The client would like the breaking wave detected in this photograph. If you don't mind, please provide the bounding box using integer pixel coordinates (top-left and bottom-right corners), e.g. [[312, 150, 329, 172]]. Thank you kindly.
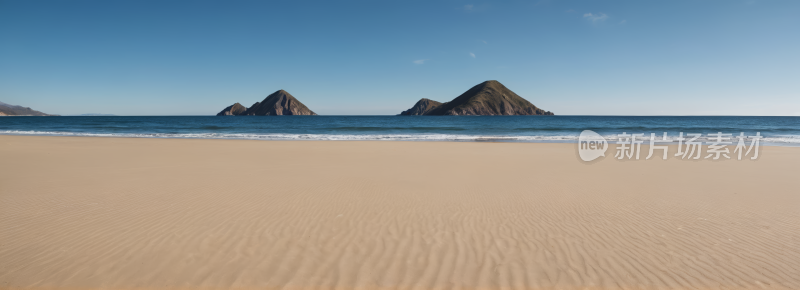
[[2, 130, 799, 145]]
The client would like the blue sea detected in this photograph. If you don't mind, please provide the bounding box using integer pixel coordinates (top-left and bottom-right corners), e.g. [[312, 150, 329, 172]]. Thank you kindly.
[[1, 116, 799, 146]]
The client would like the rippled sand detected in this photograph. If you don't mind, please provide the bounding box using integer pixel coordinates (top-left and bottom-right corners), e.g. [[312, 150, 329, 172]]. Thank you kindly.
[[1, 136, 798, 289]]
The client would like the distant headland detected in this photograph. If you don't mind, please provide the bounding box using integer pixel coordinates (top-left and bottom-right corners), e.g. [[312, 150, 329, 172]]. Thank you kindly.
[[0, 101, 57, 116]]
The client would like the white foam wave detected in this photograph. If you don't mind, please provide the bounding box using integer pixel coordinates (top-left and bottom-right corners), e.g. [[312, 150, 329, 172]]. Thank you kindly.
[[0, 130, 581, 142], [1, 130, 799, 145]]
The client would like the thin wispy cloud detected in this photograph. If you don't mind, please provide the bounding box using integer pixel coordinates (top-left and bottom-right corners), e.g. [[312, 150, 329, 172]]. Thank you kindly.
[[481, 40, 487, 44], [469, 52, 476, 58], [583, 12, 608, 23], [412, 59, 428, 65], [464, 4, 474, 10], [619, 20, 627, 25]]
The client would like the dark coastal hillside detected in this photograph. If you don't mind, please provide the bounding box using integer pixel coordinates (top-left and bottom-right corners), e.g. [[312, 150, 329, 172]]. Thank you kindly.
[[217, 90, 316, 116], [0, 101, 56, 116], [400, 80, 553, 116]]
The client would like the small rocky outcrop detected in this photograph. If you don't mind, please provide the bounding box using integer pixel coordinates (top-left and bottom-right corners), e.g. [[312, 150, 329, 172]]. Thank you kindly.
[[216, 103, 248, 116], [215, 90, 316, 116], [398, 98, 443, 115]]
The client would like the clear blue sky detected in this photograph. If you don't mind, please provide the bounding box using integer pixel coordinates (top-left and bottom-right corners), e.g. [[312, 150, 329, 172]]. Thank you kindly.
[[1, 0, 798, 115]]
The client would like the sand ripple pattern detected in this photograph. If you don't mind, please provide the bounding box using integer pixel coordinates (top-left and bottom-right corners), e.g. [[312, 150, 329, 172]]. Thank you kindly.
[[1, 137, 799, 289]]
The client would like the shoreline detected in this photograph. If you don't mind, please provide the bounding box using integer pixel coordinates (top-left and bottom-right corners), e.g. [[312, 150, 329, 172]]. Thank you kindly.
[[1, 132, 798, 147]]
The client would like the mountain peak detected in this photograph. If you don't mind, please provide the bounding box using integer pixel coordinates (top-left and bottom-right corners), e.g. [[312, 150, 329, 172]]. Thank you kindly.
[[401, 80, 553, 116], [216, 90, 316, 116]]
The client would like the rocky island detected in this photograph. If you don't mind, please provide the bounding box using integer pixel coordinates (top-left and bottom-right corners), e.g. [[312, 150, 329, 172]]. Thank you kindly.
[[217, 90, 316, 116], [399, 80, 553, 116]]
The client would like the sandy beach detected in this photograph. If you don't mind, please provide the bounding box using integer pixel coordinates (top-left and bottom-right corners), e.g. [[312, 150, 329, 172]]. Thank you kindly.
[[1, 135, 798, 290]]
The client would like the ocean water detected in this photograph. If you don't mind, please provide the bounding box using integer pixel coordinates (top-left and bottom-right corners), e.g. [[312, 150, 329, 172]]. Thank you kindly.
[[1, 116, 799, 146]]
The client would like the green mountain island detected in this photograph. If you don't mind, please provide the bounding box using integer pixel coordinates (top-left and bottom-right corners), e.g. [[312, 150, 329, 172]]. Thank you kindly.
[[399, 80, 554, 116], [217, 90, 317, 116], [0, 101, 57, 116]]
